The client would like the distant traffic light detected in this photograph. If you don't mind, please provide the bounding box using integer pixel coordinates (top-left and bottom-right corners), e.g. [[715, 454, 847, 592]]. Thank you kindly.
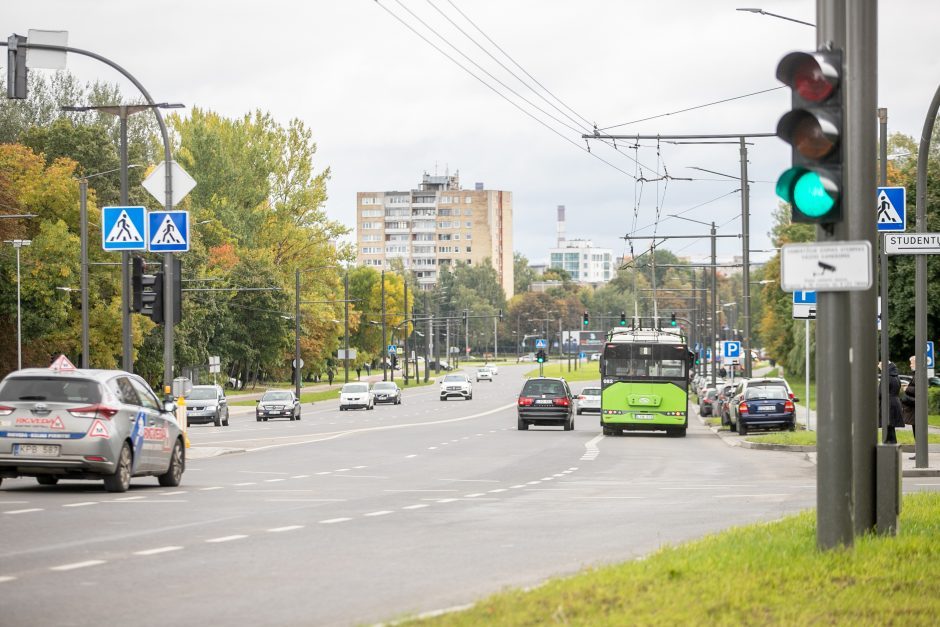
[[6, 34, 28, 100], [619, 312, 627, 326], [670, 313, 677, 327], [536, 349, 546, 363], [582, 311, 589, 327], [775, 48, 844, 225], [462, 310, 467, 324]]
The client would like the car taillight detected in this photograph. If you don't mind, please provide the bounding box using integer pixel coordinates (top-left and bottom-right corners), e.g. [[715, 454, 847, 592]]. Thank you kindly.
[[738, 402, 749, 415], [553, 397, 570, 407], [518, 397, 533, 406], [68, 404, 120, 419], [789, 392, 795, 400], [0, 405, 14, 416], [784, 400, 795, 412]]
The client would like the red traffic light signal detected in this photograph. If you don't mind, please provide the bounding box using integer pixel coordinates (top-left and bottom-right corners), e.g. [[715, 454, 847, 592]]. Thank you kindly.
[[775, 48, 843, 225]]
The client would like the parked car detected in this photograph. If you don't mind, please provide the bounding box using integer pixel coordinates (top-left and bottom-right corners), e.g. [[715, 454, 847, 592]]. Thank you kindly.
[[0, 363, 185, 492], [476, 367, 493, 382], [519, 353, 536, 362], [339, 382, 374, 410], [440, 373, 473, 401], [729, 377, 797, 434], [589, 353, 601, 361], [699, 387, 718, 417], [576, 386, 601, 415], [733, 383, 796, 435], [715, 383, 736, 426], [185, 384, 229, 427], [427, 360, 453, 371], [256, 390, 301, 421], [517, 377, 574, 431], [371, 381, 401, 405]]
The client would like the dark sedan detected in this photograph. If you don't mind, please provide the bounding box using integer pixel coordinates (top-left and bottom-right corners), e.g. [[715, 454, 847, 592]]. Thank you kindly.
[[256, 390, 301, 421], [735, 384, 795, 435], [371, 381, 401, 405], [517, 377, 574, 431]]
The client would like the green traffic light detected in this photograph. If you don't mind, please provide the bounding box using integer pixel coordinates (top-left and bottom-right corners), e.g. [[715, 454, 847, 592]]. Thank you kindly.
[[792, 170, 836, 217]]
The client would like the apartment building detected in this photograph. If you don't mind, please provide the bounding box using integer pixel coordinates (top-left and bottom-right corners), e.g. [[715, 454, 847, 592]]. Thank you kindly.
[[548, 239, 613, 284], [356, 171, 514, 298]]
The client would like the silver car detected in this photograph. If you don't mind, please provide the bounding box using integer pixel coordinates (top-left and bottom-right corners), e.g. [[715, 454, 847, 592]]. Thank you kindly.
[[0, 366, 185, 492], [185, 384, 229, 427], [576, 386, 601, 415]]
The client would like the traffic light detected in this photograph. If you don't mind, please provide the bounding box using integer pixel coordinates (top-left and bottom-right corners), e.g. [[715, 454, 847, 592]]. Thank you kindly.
[[536, 349, 546, 363], [582, 311, 589, 327], [6, 34, 28, 100], [775, 47, 844, 225], [462, 310, 467, 324], [391, 353, 398, 369], [619, 312, 627, 326], [670, 313, 677, 327], [131, 257, 181, 325]]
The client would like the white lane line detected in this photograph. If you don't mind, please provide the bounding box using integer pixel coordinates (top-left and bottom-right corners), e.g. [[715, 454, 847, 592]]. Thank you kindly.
[[364, 510, 393, 517], [540, 477, 554, 481], [581, 434, 603, 461], [569, 467, 579, 471], [428, 446, 438, 450], [0, 576, 16, 583], [526, 481, 541, 485], [160, 491, 187, 495], [476, 433, 484, 436], [439, 478, 500, 483], [353, 465, 368, 469], [553, 474, 565, 477], [63, 502, 98, 508], [335, 468, 350, 472], [113, 496, 145, 501], [316, 471, 332, 475], [510, 485, 526, 489], [713, 494, 790, 499], [291, 475, 310, 479], [402, 504, 429, 510], [319, 517, 352, 524], [264, 478, 286, 483], [488, 488, 507, 493], [464, 493, 485, 498], [268, 525, 304, 533], [206, 535, 248, 543], [199, 487, 224, 491], [234, 482, 257, 486], [406, 454, 418, 458], [4, 508, 43, 515], [436, 498, 458, 503], [134, 546, 183, 556], [50, 560, 106, 572]]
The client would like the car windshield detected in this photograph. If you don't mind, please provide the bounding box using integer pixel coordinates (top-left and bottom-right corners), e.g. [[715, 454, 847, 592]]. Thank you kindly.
[[443, 375, 466, 382], [478, 368, 489, 373], [522, 380, 566, 396], [262, 391, 293, 401], [745, 385, 788, 400], [372, 383, 396, 391], [342, 384, 368, 393], [188, 388, 218, 400], [582, 388, 601, 396], [0, 376, 101, 403]]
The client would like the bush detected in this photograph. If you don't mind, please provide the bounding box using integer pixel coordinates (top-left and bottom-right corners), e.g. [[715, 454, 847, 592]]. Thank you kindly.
[[928, 387, 940, 414]]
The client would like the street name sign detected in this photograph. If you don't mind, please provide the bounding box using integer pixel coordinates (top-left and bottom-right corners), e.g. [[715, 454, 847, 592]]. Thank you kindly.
[[780, 241, 872, 291], [876, 187, 906, 231], [102, 206, 147, 251], [883, 232, 940, 255]]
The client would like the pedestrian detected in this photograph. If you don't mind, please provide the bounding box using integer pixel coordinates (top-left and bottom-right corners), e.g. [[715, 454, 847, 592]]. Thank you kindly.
[[878, 361, 905, 444], [356, 366, 362, 381], [327, 368, 334, 386], [719, 365, 727, 378], [901, 356, 917, 459]]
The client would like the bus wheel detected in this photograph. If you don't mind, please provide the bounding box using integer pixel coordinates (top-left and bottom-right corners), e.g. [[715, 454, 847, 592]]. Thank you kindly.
[[602, 426, 614, 436]]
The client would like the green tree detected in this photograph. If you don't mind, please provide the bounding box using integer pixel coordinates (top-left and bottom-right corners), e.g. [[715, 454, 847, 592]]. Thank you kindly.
[[513, 252, 536, 294]]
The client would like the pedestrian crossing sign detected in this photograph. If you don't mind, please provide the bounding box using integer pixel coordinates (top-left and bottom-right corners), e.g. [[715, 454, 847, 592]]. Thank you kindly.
[[148, 210, 189, 252], [102, 206, 147, 251], [876, 186, 906, 232]]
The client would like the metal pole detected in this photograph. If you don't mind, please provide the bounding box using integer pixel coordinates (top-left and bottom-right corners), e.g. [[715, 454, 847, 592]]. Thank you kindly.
[[344, 270, 350, 384], [913, 84, 940, 469], [381, 271, 387, 381], [740, 137, 753, 378], [119, 110, 132, 372], [816, 0, 854, 551], [806, 318, 811, 430], [878, 109, 889, 444], [710, 222, 717, 388], [80, 179, 90, 368], [465, 308, 469, 361], [15, 244, 22, 370], [494, 316, 498, 361], [403, 280, 409, 384], [295, 269, 301, 400]]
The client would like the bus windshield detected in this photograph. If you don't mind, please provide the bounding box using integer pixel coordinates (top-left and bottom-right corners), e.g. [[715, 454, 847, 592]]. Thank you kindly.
[[602, 343, 688, 379]]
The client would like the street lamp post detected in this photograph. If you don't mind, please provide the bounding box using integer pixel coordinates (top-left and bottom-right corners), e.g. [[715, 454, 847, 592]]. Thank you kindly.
[[5, 239, 31, 369]]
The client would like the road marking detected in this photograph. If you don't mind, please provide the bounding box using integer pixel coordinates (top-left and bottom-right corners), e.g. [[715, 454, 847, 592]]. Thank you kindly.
[[160, 491, 187, 495], [526, 481, 541, 485], [510, 484, 526, 489], [364, 510, 393, 517], [320, 517, 352, 524], [268, 525, 304, 533], [291, 474, 310, 479], [135, 546, 183, 556], [428, 446, 438, 450], [234, 482, 257, 486], [406, 454, 418, 458], [464, 493, 485, 498], [488, 489, 507, 493], [51, 560, 106, 571], [569, 467, 579, 471], [553, 473, 565, 477], [436, 498, 458, 503], [0, 576, 16, 583], [264, 478, 286, 483], [199, 487, 224, 491], [63, 502, 98, 508], [316, 471, 332, 475], [540, 477, 554, 481], [4, 508, 43, 515], [206, 535, 248, 543], [353, 465, 368, 469], [335, 468, 350, 472], [581, 434, 603, 461], [113, 496, 145, 501], [402, 504, 429, 510], [440, 478, 500, 483], [713, 494, 790, 499]]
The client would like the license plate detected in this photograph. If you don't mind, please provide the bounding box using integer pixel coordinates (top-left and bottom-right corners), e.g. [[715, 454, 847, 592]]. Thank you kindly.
[[758, 405, 777, 412], [635, 414, 654, 420], [14, 444, 60, 457], [535, 399, 553, 405]]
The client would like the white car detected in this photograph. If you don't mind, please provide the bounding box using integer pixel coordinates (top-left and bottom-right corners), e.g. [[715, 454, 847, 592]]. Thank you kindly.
[[576, 386, 601, 414], [339, 382, 374, 411], [440, 373, 473, 401], [485, 364, 499, 375], [476, 368, 493, 382]]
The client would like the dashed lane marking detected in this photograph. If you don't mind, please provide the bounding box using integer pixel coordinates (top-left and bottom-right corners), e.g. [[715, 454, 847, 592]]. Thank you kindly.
[[510, 485, 526, 489], [488, 488, 507, 493], [0, 576, 16, 583], [406, 454, 418, 458], [4, 508, 43, 515], [364, 510, 393, 517], [291, 475, 310, 479], [319, 517, 352, 524], [113, 496, 145, 501], [436, 498, 458, 503], [63, 502, 97, 508], [234, 482, 257, 486], [402, 504, 429, 510], [135, 546, 183, 556], [264, 479, 286, 483], [268, 525, 304, 533], [50, 560, 106, 571], [464, 493, 485, 498], [199, 487, 224, 491], [205, 535, 248, 543]]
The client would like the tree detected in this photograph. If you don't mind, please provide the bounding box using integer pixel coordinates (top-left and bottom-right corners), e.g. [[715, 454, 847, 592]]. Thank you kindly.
[[513, 252, 537, 294]]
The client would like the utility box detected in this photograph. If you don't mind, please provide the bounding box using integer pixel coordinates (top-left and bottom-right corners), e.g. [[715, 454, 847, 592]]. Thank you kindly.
[[876, 443, 902, 535]]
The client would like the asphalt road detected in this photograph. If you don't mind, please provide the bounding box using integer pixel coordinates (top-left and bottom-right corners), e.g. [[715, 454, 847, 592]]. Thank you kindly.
[[2, 364, 937, 626]]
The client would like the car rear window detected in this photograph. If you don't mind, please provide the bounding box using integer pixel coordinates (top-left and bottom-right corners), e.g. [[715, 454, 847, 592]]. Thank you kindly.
[[582, 388, 601, 396], [0, 376, 101, 404], [372, 383, 396, 390], [188, 388, 218, 400], [343, 384, 368, 393], [745, 385, 788, 400], [706, 390, 718, 399], [522, 380, 566, 396]]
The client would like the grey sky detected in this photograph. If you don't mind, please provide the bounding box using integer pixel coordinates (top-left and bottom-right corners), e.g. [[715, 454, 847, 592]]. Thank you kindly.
[[7, 1, 939, 266]]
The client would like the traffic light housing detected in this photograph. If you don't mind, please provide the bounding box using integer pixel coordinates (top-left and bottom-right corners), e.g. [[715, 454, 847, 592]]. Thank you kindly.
[[775, 48, 844, 225], [130, 257, 182, 325], [619, 312, 627, 326], [582, 311, 589, 327], [536, 349, 546, 363], [6, 34, 27, 100], [670, 313, 677, 327], [462, 310, 467, 324], [391, 353, 398, 369]]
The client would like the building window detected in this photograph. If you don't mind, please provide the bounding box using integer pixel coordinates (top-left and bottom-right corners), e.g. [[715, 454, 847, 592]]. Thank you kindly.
[[464, 233, 471, 240], [466, 246, 472, 253], [361, 222, 380, 230], [361, 209, 382, 218], [464, 221, 472, 228], [453, 234, 460, 240], [361, 234, 380, 242], [465, 197, 472, 204], [361, 196, 376, 205]]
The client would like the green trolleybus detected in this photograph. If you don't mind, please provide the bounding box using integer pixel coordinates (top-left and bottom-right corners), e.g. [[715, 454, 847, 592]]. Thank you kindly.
[[599, 327, 695, 437]]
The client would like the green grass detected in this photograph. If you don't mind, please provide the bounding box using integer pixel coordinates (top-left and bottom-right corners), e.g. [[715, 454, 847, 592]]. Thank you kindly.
[[750, 429, 940, 447], [403, 492, 940, 625], [524, 361, 600, 382], [930, 414, 940, 428], [787, 379, 817, 411]]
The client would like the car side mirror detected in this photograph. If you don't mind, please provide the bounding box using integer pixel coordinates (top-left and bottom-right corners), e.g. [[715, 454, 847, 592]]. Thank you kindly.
[[163, 401, 176, 413], [255, 399, 261, 404], [792, 397, 800, 403]]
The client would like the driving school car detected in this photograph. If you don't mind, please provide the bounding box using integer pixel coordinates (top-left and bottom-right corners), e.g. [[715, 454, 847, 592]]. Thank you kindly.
[[0, 358, 185, 492]]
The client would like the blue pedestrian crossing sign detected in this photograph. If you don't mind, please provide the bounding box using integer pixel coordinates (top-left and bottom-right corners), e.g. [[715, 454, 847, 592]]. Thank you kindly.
[[535, 339, 548, 349], [148, 210, 189, 252], [387, 344, 397, 355], [102, 206, 147, 251], [927, 341, 935, 370], [876, 187, 906, 232]]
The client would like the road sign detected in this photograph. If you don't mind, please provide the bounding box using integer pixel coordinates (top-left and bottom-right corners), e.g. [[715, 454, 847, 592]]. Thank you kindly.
[[722, 341, 742, 362], [292, 358, 304, 369], [780, 241, 873, 291], [102, 206, 147, 251], [209, 355, 220, 373], [927, 341, 935, 370], [387, 344, 397, 354], [337, 349, 357, 360], [876, 187, 906, 231], [793, 291, 817, 305], [142, 160, 197, 208], [706, 348, 712, 362], [792, 290, 817, 320], [535, 339, 547, 349], [148, 210, 189, 252], [883, 232, 940, 255]]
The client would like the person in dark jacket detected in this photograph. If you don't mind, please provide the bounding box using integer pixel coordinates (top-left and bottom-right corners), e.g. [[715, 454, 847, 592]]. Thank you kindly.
[[879, 361, 905, 444], [901, 355, 916, 436]]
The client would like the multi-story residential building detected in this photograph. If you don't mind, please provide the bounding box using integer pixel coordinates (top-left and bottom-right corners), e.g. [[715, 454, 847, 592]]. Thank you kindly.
[[356, 171, 514, 298], [549, 239, 613, 284]]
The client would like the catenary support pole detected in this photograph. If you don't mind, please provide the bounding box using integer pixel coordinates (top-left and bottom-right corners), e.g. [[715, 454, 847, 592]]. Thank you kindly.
[[381, 271, 387, 381], [740, 137, 753, 378], [80, 179, 89, 368], [295, 269, 301, 400], [879, 108, 889, 443]]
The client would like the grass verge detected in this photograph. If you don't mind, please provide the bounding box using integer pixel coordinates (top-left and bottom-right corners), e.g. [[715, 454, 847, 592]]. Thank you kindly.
[[404, 492, 940, 625], [787, 379, 817, 412], [524, 362, 600, 382], [748, 428, 940, 447]]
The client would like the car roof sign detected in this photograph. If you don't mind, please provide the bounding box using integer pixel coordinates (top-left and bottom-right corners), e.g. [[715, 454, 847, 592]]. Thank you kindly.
[[49, 354, 77, 372]]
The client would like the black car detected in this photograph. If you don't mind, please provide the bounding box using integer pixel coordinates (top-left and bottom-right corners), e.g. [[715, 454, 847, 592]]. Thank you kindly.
[[371, 381, 401, 405], [517, 377, 574, 431], [256, 390, 301, 421], [735, 384, 795, 435], [699, 387, 718, 417]]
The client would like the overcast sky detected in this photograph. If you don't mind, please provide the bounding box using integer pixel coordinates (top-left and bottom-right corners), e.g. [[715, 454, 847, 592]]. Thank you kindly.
[[7, 1, 940, 265]]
